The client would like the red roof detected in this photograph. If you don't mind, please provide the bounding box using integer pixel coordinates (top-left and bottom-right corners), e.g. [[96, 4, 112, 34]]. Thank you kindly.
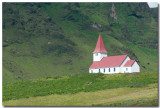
[[89, 55, 128, 69], [124, 60, 135, 67], [93, 34, 107, 53]]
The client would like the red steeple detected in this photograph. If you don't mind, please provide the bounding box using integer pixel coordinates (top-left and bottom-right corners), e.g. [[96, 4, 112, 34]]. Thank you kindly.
[[93, 34, 107, 53]]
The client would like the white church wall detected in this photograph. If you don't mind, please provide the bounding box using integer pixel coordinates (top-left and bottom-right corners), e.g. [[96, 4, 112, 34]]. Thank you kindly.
[[103, 67, 120, 74], [123, 67, 132, 73], [93, 53, 107, 61], [93, 53, 101, 61], [89, 67, 120, 74], [131, 62, 140, 72], [119, 56, 130, 73], [89, 68, 99, 73]]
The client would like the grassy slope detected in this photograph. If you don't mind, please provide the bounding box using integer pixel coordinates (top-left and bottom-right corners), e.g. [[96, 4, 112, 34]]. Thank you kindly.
[[3, 83, 158, 106], [2, 3, 158, 83]]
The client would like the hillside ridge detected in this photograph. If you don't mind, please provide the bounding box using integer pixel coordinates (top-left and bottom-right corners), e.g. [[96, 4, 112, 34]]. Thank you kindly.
[[2, 3, 158, 83]]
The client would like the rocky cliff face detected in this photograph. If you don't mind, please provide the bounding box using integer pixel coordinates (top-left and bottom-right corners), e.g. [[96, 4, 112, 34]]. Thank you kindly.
[[110, 4, 118, 20]]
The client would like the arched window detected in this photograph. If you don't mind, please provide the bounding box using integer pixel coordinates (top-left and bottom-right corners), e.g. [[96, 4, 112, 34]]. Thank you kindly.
[[109, 68, 110, 72]]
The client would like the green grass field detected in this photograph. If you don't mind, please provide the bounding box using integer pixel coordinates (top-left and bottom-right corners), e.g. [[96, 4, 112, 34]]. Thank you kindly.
[[3, 83, 158, 106], [3, 72, 158, 106]]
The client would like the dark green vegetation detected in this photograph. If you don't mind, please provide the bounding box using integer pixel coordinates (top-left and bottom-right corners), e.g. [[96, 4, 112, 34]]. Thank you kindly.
[[3, 72, 158, 101], [3, 3, 158, 83]]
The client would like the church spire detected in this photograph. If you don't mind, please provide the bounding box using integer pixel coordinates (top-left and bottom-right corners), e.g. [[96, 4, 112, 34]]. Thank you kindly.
[[93, 33, 107, 53]]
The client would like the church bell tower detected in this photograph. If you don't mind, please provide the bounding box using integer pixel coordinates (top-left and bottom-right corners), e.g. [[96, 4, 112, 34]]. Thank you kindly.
[[93, 34, 107, 61]]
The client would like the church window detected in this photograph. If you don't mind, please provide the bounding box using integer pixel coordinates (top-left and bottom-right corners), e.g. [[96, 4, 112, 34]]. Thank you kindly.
[[126, 68, 128, 71], [114, 68, 115, 72], [99, 69, 100, 73], [104, 68, 105, 72], [109, 68, 110, 72]]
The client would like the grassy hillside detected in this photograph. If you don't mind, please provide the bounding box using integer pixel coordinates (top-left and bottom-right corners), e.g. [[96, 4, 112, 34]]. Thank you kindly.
[[3, 72, 158, 106], [2, 3, 158, 83]]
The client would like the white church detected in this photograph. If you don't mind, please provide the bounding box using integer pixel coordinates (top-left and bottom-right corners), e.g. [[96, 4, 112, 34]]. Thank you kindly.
[[89, 34, 140, 74]]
